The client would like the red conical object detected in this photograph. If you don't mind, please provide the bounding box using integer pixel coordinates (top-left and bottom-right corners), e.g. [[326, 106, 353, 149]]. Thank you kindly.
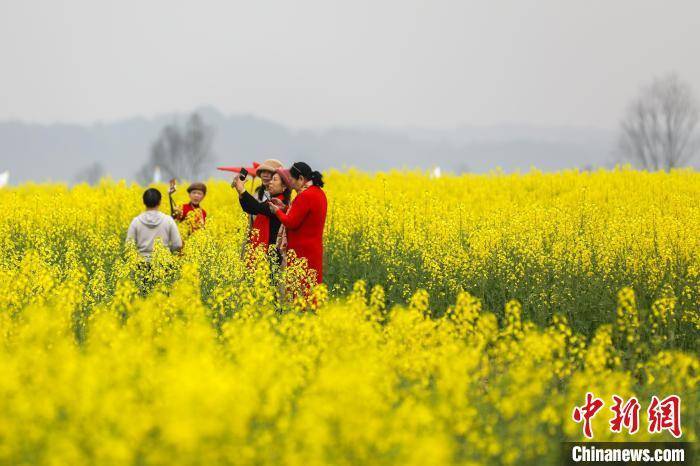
[[217, 161, 260, 177]]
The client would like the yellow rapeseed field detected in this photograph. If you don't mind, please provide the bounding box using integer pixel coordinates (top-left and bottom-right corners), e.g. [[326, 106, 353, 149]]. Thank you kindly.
[[0, 168, 698, 465]]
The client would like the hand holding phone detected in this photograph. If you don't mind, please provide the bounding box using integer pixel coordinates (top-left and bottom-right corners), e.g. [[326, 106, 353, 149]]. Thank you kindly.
[[231, 169, 248, 190], [268, 197, 284, 208]]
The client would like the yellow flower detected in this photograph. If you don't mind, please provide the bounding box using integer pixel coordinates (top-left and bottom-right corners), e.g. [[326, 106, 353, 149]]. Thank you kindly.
[[0, 169, 697, 464]]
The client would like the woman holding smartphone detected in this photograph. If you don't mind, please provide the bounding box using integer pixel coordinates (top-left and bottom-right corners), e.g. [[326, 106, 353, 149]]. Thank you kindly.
[[268, 162, 327, 284], [233, 161, 291, 255]]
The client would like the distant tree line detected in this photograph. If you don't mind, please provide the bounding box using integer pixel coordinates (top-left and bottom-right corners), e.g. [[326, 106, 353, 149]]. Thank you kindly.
[[70, 79, 699, 185]]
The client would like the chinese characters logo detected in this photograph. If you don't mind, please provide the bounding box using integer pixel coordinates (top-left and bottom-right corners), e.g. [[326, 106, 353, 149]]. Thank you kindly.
[[572, 392, 681, 439]]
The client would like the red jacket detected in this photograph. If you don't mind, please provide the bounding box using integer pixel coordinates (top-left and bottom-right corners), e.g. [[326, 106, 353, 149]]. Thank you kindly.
[[275, 186, 327, 283], [243, 193, 286, 247], [178, 203, 207, 223], [251, 211, 269, 247]]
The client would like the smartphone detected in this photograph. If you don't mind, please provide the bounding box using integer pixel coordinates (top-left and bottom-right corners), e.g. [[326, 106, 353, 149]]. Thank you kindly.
[[239, 167, 248, 181]]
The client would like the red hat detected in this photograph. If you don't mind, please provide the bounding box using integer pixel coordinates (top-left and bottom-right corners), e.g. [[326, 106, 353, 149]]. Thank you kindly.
[[276, 167, 293, 188]]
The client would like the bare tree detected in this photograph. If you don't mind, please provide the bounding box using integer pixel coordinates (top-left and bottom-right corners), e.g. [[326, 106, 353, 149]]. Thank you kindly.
[[618, 74, 699, 171], [137, 112, 215, 184], [73, 162, 106, 185], [454, 163, 470, 174]]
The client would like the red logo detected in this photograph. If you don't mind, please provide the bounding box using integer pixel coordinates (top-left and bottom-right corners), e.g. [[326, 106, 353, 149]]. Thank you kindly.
[[609, 395, 640, 434], [572, 393, 681, 439], [572, 392, 605, 438], [648, 395, 682, 438]]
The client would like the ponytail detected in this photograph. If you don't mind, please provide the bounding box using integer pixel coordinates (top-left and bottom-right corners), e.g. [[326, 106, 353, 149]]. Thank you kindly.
[[310, 170, 324, 187], [290, 162, 324, 188]]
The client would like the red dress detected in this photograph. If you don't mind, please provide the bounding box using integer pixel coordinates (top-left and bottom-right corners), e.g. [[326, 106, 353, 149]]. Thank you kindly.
[[274, 186, 327, 283]]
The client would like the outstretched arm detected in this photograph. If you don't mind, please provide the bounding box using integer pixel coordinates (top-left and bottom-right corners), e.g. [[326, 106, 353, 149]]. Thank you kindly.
[[239, 191, 274, 217], [168, 184, 181, 220]]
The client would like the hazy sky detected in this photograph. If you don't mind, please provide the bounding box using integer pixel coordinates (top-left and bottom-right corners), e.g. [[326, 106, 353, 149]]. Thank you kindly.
[[1, 0, 698, 129]]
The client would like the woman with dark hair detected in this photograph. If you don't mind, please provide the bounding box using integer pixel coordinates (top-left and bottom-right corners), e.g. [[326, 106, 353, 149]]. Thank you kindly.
[[233, 168, 291, 255], [268, 162, 327, 284], [236, 159, 283, 246]]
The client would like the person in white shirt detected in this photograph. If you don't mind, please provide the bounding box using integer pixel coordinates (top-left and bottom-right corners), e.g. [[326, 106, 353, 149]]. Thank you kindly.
[[126, 188, 182, 259]]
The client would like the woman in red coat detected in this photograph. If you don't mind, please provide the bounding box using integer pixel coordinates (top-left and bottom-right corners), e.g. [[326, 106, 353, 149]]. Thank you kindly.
[[269, 162, 327, 284]]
